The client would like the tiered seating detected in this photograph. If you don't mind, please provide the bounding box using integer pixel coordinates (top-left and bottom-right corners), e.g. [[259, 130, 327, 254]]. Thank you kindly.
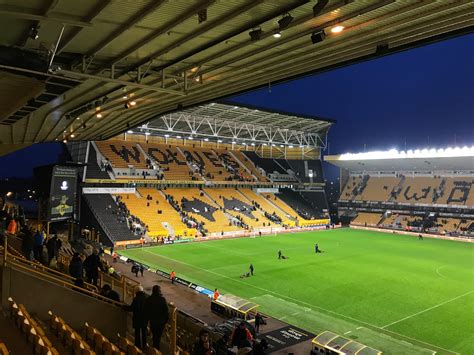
[[117, 335, 142, 355], [396, 177, 441, 204], [340, 176, 363, 200], [206, 189, 278, 228], [278, 189, 326, 219], [262, 193, 299, 220], [181, 146, 232, 181], [214, 149, 255, 181], [84, 322, 122, 354], [84, 194, 138, 242], [119, 189, 191, 238], [145, 143, 197, 180], [48, 311, 93, 354], [231, 150, 268, 181], [243, 189, 295, 226], [86, 145, 111, 179], [7, 298, 59, 355], [438, 218, 460, 232], [244, 151, 286, 174], [96, 141, 147, 168], [437, 178, 473, 205], [167, 188, 239, 233], [352, 212, 382, 226], [359, 177, 400, 202]]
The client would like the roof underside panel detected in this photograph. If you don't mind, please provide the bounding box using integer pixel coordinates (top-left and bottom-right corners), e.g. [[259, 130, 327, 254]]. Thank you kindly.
[[0, 0, 471, 149]]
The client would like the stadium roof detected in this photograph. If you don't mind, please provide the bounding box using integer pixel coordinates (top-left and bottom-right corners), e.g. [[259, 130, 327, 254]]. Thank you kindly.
[[325, 147, 474, 172], [136, 102, 333, 147], [0, 0, 472, 155]]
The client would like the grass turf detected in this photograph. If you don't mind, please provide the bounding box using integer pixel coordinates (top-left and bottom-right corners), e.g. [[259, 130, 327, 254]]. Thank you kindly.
[[120, 228, 474, 355]]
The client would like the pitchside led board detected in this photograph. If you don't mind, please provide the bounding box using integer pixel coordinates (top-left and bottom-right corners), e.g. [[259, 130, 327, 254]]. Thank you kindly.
[[49, 166, 78, 221]]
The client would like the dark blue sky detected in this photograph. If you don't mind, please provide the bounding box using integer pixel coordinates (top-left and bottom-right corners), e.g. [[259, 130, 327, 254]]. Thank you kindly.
[[0, 34, 472, 178]]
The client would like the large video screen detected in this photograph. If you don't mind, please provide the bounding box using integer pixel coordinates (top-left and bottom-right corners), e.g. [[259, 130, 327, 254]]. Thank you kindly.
[[49, 166, 77, 221]]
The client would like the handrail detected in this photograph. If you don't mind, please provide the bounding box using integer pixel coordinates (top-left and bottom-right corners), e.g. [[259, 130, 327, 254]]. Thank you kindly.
[[7, 254, 99, 293], [6, 258, 125, 307]]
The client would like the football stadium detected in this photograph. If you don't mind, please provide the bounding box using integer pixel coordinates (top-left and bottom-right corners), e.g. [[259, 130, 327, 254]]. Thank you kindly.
[[0, 1, 473, 355]]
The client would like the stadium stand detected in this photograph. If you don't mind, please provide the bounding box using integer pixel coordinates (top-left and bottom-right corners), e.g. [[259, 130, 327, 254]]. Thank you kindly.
[[327, 149, 474, 238], [144, 143, 198, 181], [83, 194, 138, 243], [351, 212, 383, 226], [95, 140, 147, 169], [85, 144, 111, 180], [278, 189, 327, 219]]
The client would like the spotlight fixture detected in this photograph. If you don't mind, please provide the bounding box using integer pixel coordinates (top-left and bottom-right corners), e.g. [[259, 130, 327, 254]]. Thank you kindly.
[[123, 94, 128, 99], [278, 14, 293, 29], [188, 136, 194, 140], [124, 101, 137, 109], [63, 139, 67, 143], [127, 130, 133, 134], [331, 25, 344, 33], [204, 138, 209, 142], [313, 0, 329, 17], [176, 135, 182, 139], [130, 101, 137, 106], [96, 113, 102, 118], [70, 134, 75, 138], [198, 8, 207, 23], [249, 28, 263, 41], [217, 140, 223, 143], [28, 26, 40, 40], [273, 32, 282, 38], [164, 134, 170, 138], [311, 30, 326, 44], [75, 117, 80, 120]]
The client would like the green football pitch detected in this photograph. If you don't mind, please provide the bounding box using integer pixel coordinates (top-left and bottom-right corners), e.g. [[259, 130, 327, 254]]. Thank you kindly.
[[120, 228, 474, 355]]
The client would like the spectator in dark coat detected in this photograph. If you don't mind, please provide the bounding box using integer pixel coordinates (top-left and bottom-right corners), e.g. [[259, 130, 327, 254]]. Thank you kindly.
[[46, 234, 62, 263], [192, 329, 216, 355], [124, 286, 148, 349], [145, 285, 169, 350], [21, 229, 35, 260], [68, 252, 83, 279], [33, 229, 44, 262], [100, 284, 120, 302], [83, 249, 103, 286], [230, 322, 253, 349]]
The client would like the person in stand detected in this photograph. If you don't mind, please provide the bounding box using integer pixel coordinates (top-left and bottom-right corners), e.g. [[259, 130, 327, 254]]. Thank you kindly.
[[112, 252, 118, 263], [46, 234, 61, 264], [68, 252, 83, 279], [123, 285, 148, 350], [213, 288, 219, 301], [145, 285, 169, 350], [33, 229, 44, 262], [418, 233, 423, 240], [100, 284, 120, 302], [249, 263, 254, 276], [170, 270, 176, 284], [191, 329, 216, 355], [229, 322, 253, 349], [139, 264, 144, 277], [21, 229, 35, 261], [254, 312, 265, 334], [83, 249, 103, 286]]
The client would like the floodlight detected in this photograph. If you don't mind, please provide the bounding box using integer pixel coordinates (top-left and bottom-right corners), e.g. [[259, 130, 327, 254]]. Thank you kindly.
[[249, 28, 263, 41], [278, 14, 293, 29], [311, 30, 326, 44]]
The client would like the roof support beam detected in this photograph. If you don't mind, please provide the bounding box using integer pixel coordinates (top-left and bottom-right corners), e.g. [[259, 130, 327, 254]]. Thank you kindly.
[[0, 8, 92, 27], [95, 0, 216, 73], [55, 69, 186, 96], [83, 0, 167, 59], [57, 0, 113, 54]]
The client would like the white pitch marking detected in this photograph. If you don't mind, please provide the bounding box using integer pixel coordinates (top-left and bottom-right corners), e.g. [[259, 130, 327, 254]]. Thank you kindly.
[[139, 249, 460, 355], [344, 331, 352, 335], [356, 326, 364, 330], [436, 266, 447, 278], [382, 290, 474, 329]]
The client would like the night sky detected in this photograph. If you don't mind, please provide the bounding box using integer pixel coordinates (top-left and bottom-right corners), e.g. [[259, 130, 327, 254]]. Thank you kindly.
[[0, 33, 472, 179]]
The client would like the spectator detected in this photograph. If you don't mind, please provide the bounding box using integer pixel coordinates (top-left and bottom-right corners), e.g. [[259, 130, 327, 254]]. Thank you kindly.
[[192, 329, 216, 355], [254, 313, 264, 333], [100, 284, 120, 302], [83, 249, 103, 286], [33, 229, 44, 262], [124, 285, 148, 349], [230, 322, 253, 349], [21, 229, 35, 260], [131, 263, 140, 277], [139, 264, 145, 277], [69, 252, 83, 279], [145, 285, 169, 350], [46, 234, 62, 264]]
